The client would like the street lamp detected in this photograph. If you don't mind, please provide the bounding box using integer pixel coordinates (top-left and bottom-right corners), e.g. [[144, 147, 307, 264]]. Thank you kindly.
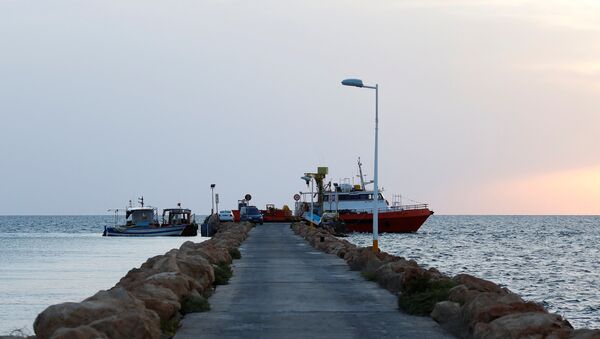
[[210, 184, 216, 215], [301, 175, 314, 222], [341, 78, 379, 253]]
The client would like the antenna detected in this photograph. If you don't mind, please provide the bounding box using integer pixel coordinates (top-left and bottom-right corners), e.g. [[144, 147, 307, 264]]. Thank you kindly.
[[138, 196, 144, 207]]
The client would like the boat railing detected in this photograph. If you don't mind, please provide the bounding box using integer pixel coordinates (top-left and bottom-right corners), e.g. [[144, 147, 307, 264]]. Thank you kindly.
[[388, 204, 429, 211]]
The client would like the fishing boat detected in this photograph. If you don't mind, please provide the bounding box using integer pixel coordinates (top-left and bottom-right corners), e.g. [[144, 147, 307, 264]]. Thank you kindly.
[[103, 198, 198, 237], [160, 204, 198, 236], [297, 159, 433, 233]]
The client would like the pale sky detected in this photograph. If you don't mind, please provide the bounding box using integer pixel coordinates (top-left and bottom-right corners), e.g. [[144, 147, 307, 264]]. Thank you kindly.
[[0, 0, 598, 215]]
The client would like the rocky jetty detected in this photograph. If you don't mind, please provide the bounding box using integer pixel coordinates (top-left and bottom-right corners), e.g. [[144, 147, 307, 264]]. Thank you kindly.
[[291, 222, 600, 339], [32, 222, 253, 339]]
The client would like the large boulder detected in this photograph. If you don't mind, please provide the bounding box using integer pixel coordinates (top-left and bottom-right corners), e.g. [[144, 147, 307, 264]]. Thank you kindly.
[[174, 251, 214, 291], [118, 248, 213, 296], [34, 288, 159, 339], [143, 272, 201, 299], [453, 274, 509, 295], [371, 258, 438, 294], [431, 300, 461, 323], [130, 283, 180, 321], [86, 311, 160, 339], [51, 325, 107, 339], [373, 263, 405, 293], [346, 247, 387, 272], [448, 284, 481, 305], [473, 312, 573, 339], [431, 301, 469, 338], [117, 249, 181, 288], [462, 293, 547, 331], [179, 241, 231, 266], [570, 329, 600, 339]]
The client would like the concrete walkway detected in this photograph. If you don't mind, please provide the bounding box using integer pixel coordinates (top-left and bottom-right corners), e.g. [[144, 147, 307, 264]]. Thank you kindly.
[[176, 223, 453, 339]]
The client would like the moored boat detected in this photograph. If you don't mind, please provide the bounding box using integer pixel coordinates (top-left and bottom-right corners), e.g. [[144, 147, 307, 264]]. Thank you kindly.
[[297, 159, 433, 233], [103, 198, 198, 237], [160, 205, 198, 236]]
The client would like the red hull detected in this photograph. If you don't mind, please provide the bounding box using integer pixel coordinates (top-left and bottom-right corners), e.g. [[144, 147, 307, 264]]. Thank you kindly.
[[339, 208, 433, 233]]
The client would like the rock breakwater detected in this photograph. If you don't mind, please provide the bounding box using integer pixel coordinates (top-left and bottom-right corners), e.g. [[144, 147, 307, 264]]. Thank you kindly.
[[32, 222, 253, 339], [291, 222, 600, 339]]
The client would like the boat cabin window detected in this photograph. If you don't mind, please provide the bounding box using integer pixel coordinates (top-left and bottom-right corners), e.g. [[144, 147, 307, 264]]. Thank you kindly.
[[325, 193, 383, 201], [127, 209, 156, 226], [164, 210, 190, 224], [338, 194, 371, 201], [135, 211, 150, 220]]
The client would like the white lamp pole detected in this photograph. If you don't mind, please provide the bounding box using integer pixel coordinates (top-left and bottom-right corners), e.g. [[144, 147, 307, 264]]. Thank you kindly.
[[341, 78, 380, 253]]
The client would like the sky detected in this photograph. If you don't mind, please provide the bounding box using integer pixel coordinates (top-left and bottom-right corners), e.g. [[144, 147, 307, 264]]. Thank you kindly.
[[0, 0, 598, 215]]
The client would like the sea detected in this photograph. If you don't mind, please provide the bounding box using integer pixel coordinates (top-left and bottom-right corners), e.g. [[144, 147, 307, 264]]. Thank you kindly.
[[348, 215, 600, 329], [0, 215, 209, 336], [0, 216, 598, 335]]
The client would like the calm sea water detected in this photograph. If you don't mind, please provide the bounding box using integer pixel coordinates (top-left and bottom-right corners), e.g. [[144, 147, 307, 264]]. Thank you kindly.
[[1, 216, 598, 334], [0, 215, 208, 336], [348, 215, 600, 329]]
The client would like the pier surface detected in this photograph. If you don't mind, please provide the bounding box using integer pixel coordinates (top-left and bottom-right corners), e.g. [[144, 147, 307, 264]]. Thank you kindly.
[[176, 223, 453, 339]]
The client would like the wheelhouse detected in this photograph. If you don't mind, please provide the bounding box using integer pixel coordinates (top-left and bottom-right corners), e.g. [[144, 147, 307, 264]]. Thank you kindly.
[[322, 191, 388, 213], [126, 207, 158, 227], [162, 208, 194, 225]]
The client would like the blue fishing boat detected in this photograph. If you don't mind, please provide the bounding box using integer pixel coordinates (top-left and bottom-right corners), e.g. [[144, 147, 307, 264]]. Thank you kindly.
[[103, 198, 198, 237]]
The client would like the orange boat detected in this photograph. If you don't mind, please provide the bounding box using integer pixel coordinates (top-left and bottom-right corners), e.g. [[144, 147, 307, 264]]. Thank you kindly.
[[261, 204, 295, 222], [232, 201, 297, 223]]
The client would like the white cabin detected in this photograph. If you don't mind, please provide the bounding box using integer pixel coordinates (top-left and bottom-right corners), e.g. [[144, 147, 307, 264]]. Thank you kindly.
[[322, 190, 388, 213], [126, 207, 158, 227]]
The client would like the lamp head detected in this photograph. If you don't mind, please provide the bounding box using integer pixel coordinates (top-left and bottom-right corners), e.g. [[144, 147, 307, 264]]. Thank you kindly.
[[341, 78, 364, 88], [210, 184, 216, 188]]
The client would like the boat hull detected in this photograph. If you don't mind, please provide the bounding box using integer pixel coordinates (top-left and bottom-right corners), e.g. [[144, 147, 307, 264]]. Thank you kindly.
[[339, 208, 433, 233], [103, 224, 197, 237]]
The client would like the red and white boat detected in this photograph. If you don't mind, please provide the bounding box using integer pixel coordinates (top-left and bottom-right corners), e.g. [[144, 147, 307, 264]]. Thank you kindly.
[[321, 159, 433, 233]]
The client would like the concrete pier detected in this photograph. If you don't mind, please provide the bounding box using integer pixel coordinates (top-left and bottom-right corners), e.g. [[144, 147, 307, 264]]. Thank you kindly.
[[176, 223, 453, 339]]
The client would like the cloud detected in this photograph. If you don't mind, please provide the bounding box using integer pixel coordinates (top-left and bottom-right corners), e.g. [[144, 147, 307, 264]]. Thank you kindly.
[[387, 0, 600, 32], [525, 61, 600, 92]]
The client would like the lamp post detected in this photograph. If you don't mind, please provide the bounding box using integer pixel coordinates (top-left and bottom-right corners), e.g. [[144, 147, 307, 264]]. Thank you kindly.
[[341, 78, 379, 253], [210, 184, 216, 216], [215, 193, 220, 217]]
